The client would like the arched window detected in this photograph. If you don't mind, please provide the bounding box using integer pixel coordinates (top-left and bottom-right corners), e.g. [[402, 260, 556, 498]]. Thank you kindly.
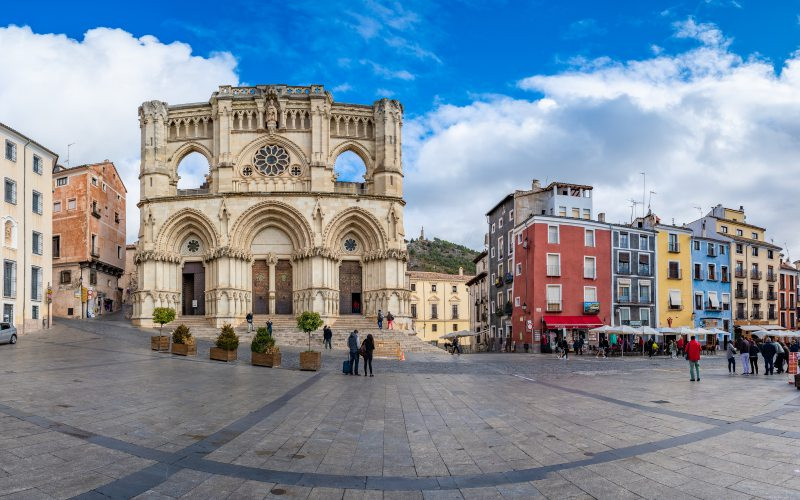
[[333, 151, 367, 183], [176, 152, 210, 190], [3, 218, 17, 249]]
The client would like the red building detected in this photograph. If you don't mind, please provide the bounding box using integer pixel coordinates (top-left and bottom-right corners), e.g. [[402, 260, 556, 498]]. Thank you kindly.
[[512, 216, 611, 351], [779, 261, 798, 329]]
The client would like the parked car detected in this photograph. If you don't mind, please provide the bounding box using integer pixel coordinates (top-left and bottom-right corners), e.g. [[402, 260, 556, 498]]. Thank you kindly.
[[0, 323, 17, 345]]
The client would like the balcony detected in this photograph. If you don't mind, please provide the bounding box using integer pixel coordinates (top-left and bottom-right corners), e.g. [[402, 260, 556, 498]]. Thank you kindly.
[[638, 295, 652, 304], [504, 273, 513, 284], [750, 270, 762, 280], [333, 181, 367, 195], [768, 311, 777, 321], [494, 277, 503, 288], [618, 295, 634, 304], [735, 290, 747, 299], [546, 301, 562, 312], [546, 265, 561, 277], [638, 265, 651, 276], [667, 269, 682, 280], [735, 269, 746, 278], [767, 292, 777, 301], [706, 301, 721, 311], [736, 310, 748, 320], [751, 290, 763, 300], [751, 310, 763, 320], [766, 272, 777, 282], [617, 264, 631, 274], [668, 242, 680, 253]]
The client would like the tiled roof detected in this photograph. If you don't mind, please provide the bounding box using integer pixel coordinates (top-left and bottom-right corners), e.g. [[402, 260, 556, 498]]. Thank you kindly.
[[407, 271, 474, 281]]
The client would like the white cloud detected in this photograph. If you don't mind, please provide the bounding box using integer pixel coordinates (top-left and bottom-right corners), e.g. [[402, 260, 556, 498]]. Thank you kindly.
[[359, 59, 415, 80], [404, 19, 800, 258], [332, 83, 353, 93], [0, 25, 239, 243]]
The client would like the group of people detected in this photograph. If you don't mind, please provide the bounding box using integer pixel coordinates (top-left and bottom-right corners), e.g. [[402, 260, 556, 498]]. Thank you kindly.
[[346, 329, 376, 376], [245, 313, 272, 334], [727, 336, 799, 376], [376, 309, 394, 330]]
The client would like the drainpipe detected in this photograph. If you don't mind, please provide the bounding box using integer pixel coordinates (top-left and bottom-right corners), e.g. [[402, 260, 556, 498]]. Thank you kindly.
[[21, 140, 31, 334]]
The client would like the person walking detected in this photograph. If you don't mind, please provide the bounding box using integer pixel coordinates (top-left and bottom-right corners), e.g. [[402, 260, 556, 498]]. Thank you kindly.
[[677, 336, 685, 357], [738, 336, 750, 375], [687, 335, 702, 381], [386, 311, 394, 330], [362, 333, 375, 376], [451, 335, 461, 355], [578, 337, 585, 355], [761, 337, 776, 375], [561, 338, 569, 360], [775, 340, 786, 374], [266, 318, 273, 336], [669, 340, 677, 359], [347, 330, 360, 375], [726, 341, 737, 374], [573, 338, 580, 357], [246, 312, 254, 333], [749, 338, 761, 375], [377, 309, 384, 330], [323, 325, 333, 350]]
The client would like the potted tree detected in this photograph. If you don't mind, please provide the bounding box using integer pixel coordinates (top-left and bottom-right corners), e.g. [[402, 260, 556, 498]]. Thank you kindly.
[[210, 324, 239, 362], [251, 327, 281, 367], [151, 307, 175, 351], [297, 311, 323, 371], [170, 324, 196, 356]]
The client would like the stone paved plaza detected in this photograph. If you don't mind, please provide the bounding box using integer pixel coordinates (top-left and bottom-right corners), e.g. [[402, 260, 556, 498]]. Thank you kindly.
[[1, 319, 799, 499]]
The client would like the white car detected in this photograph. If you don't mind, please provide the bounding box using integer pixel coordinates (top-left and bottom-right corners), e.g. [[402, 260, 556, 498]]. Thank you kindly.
[[0, 322, 17, 345]]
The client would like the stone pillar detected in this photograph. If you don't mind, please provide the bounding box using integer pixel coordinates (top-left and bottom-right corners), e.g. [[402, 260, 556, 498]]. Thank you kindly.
[[268, 259, 277, 315]]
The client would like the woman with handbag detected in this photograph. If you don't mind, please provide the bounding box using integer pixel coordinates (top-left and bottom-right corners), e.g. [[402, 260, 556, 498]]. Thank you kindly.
[[361, 334, 375, 377]]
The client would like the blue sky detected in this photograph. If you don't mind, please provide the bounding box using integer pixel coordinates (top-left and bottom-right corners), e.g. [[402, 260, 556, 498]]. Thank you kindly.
[[3, 1, 800, 252]]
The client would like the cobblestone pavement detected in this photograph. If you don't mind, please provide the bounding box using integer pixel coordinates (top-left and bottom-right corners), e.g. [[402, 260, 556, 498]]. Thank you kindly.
[[0, 318, 799, 499]]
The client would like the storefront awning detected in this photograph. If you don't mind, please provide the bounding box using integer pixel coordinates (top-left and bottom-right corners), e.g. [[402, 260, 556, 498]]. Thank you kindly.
[[543, 315, 603, 329]]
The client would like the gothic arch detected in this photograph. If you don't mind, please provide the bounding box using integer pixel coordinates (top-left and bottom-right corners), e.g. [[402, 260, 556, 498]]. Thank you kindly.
[[229, 200, 313, 250], [323, 207, 387, 253], [156, 208, 219, 253], [234, 135, 310, 172], [168, 142, 214, 183], [329, 140, 375, 177]]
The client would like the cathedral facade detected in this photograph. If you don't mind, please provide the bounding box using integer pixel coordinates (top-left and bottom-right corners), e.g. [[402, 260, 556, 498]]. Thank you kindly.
[[132, 85, 409, 327]]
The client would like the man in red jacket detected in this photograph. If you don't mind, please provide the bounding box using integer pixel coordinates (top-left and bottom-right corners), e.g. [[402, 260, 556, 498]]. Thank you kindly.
[[676, 336, 685, 356], [687, 335, 702, 382]]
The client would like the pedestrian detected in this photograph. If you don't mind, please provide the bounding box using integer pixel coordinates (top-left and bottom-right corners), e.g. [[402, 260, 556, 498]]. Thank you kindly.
[[347, 330, 360, 375], [561, 338, 569, 360], [687, 335, 702, 381], [451, 335, 461, 355], [790, 339, 800, 353], [761, 336, 776, 375], [266, 318, 273, 336], [361, 333, 375, 376], [377, 309, 384, 330], [775, 340, 786, 374], [246, 312, 254, 333], [749, 338, 760, 375], [677, 336, 685, 356], [726, 341, 737, 374], [323, 325, 333, 350], [669, 340, 677, 359], [573, 338, 580, 357], [386, 311, 394, 330], [738, 336, 750, 375]]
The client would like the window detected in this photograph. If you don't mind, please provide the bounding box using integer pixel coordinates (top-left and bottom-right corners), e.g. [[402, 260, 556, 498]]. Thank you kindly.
[[668, 289, 682, 309], [558, 206, 566, 217], [707, 264, 716, 281], [56, 177, 68, 186], [668, 261, 680, 279], [584, 229, 595, 247], [32, 305, 38, 320], [572, 207, 580, 218], [584, 286, 597, 302], [32, 190, 42, 214], [736, 243, 743, 254], [548, 225, 559, 244], [32, 155, 42, 175], [497, 236, 503, 257], [584, 257, 596, 279], [638, 254, 651, 275], [752, 232, 758, 240], [60, 270, 71, 284], [515, 262, 522, 276], [639, 308, 650, 326], [583, 209, 591, 220], [91, 234, 98, 255], [617, 252, 630, 273], [452, 324, 458, 332], [752, 246, 759, 257], [432, 324, 437, 332], [498, 217, 503, 228], [736, 229, 743, 236], [546, 285, 561, 310], [431, 304, 438, 319], [693, 240, 700, 251], [52, 235, 60, 258], [619, 233, 629, 248], [668, 233, 679, 252], [619, 307, 630, 325], [490, 248, 495, 258], [617, 281, 631, 302], [721, 293, 730, 310], [693, 263, 702, 280], [410, 304, 417, 318], [507, 231, 513, 253], [89, 270, 97, 285], [117, 245, 122, 260], [67, 198, 76, 210], [114, 212, 120, 224], [508, 210, 514, 222], [53, 201, 61, 213], [639, 235, 648, 251], [32, 231, 42, 255], [452, 304, 459, 319], [4, 140, 17, 161], [3, 260, 16, 298], [767, 249, 774, 259], [639, 282, 651, 302], [91, 177, 98, 186], [694, 292, 703, 310], [721, 225, 728, 233], [491, 223, 495, 234], [102, 183, 107, 192], [546, 253, 560, 276], [517, 233, 523, 244], [452, 285, 457, 293], [514, 296, 520, 307], [431, 284, 437, 292], [31, 266, 42, 301], [707, 243, 716, 256], [2, 304, 11, 323], [720, 245, 726, 255], [4, 178, 16, 204], [410, 283, 416, 292]]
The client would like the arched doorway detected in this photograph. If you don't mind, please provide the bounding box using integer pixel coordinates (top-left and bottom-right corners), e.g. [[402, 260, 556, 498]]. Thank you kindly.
[[275, 260, 293, 314], [339, 260, 363, 314], [252, 260, 269, 314], [182, 262, 205, 315]]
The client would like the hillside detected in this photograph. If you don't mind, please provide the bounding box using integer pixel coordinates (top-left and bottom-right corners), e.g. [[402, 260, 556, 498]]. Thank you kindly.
[[407, 237, 480, 275]]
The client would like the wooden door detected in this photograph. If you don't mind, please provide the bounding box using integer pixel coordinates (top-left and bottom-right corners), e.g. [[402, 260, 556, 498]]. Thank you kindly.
[[252, 260, 269, 314], [182, 262, 205, 315], [275, 260, 293, 315], [339, 261, 362, 315]]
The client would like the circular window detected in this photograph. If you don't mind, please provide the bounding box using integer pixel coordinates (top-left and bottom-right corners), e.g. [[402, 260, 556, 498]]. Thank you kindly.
[[187, 240, 200, 253], [290, 166, 302, 177], [242, 166, 253, 177], [253, 145, 289, 176], [344, 238, 357, 252]]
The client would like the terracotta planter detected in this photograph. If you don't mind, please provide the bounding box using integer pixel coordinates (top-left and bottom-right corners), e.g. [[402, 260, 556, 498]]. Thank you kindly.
[[151, 335, 169, 351], [210, 347, 237, 362], [171, 341, 196, 356], [299, 351, 321, 371], [251, 351, 281, 367]]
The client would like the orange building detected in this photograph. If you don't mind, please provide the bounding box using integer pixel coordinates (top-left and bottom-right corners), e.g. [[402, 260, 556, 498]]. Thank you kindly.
[[779, 260, 798, 330], [51, 161, 127, 318]]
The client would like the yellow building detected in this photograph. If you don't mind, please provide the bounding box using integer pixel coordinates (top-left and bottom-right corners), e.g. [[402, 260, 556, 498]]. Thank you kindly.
[[408, 269, 472, 346], [689, 205, 781, 327], [640, 215, 693, 327]]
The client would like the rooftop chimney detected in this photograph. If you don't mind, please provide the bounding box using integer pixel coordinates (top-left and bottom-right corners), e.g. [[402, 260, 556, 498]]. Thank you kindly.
[[739, 205, 744, 211], [597, 212, 605, 222], [532, 179, 541, 190]]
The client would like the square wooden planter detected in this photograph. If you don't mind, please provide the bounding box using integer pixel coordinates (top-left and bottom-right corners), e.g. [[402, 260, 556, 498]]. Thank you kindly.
[[299, 351, 321, 371], [251, 351, 281, 367], [210, 347, 237, 362], [150, 335, 169, 351], [171, 341, 196, 356]]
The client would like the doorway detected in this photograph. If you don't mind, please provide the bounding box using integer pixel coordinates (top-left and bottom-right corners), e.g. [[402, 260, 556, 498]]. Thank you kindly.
[[339, 261, 363, 314], [275, 259, 293, 315], [252, 259, 269, 314], [182, 262, 205, 315]]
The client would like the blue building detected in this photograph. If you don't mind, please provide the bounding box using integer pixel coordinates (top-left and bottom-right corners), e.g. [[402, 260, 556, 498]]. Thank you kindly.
[[690, 235, 733, 346]]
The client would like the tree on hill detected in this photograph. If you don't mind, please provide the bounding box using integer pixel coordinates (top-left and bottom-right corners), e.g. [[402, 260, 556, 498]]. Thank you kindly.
[[407, 237, 480, 275]]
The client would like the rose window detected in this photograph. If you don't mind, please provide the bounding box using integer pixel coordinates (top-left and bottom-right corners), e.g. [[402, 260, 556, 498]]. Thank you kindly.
[[242, 166, 253, 177], [253, 145, 289, 176], [187, 240, 200, 253], [344, 238, 357, 252]]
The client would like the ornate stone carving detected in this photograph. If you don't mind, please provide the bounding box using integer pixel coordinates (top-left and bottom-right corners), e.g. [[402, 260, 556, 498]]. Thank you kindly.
[[134, 250, 181, 264], [203, 246, 253, 262]]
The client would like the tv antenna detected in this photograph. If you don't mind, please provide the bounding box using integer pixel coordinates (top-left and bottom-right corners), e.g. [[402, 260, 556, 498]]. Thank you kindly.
[[66, 142, 76, 167], [693, 205, 703, 218], [628, 199, 643, 222], [647, 191, 657, 213], [784, 242, 790, 262], [640, 172, 646, 217]]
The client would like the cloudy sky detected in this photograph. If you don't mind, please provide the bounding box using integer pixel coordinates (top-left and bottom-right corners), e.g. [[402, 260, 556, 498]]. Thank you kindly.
[[2, 1, 800, 256]]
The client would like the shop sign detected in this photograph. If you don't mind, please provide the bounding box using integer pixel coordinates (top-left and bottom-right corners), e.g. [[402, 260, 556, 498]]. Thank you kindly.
[[583, 302, 600, 314]]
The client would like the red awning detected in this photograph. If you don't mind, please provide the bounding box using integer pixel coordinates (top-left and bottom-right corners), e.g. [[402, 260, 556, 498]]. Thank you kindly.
[[543, 315, 603, 329]]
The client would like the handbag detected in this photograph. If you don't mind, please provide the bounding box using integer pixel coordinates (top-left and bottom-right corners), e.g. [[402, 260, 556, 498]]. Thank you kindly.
[[358, 340, 367, 357]]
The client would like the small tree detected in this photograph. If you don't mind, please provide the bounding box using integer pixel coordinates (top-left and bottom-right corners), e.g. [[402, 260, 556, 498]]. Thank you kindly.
[[215, 324, 239, 351], [153, 307, 176, 336], [297, 311, 323, 352], [171, 324, 192, 345], [251, 327, 278, 354]]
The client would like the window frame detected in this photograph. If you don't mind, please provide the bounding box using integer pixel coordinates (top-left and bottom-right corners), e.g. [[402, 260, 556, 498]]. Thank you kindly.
[[547, 225, 559, 244]]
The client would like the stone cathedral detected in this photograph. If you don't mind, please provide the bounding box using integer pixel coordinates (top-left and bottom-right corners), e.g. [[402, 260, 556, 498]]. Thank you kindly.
[[132, 84, 409, 328]]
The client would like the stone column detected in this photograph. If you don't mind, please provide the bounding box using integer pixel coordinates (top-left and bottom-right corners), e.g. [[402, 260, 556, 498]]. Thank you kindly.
[[268, 253, 277, 314]]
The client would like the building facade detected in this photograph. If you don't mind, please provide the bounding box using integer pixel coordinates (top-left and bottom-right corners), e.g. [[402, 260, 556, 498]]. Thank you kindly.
[[133, 85, 409, 327], [779, 261, 798, 330], [408, 269, 472, 345], [689, 236, 732, 340], [512, 216, 611, 350], [610, 223, 656, 328], [51, 161, 127, 318], [0, 122, 57, 331], [465, 250, 489, 345], [485, 194, 514, 350]]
